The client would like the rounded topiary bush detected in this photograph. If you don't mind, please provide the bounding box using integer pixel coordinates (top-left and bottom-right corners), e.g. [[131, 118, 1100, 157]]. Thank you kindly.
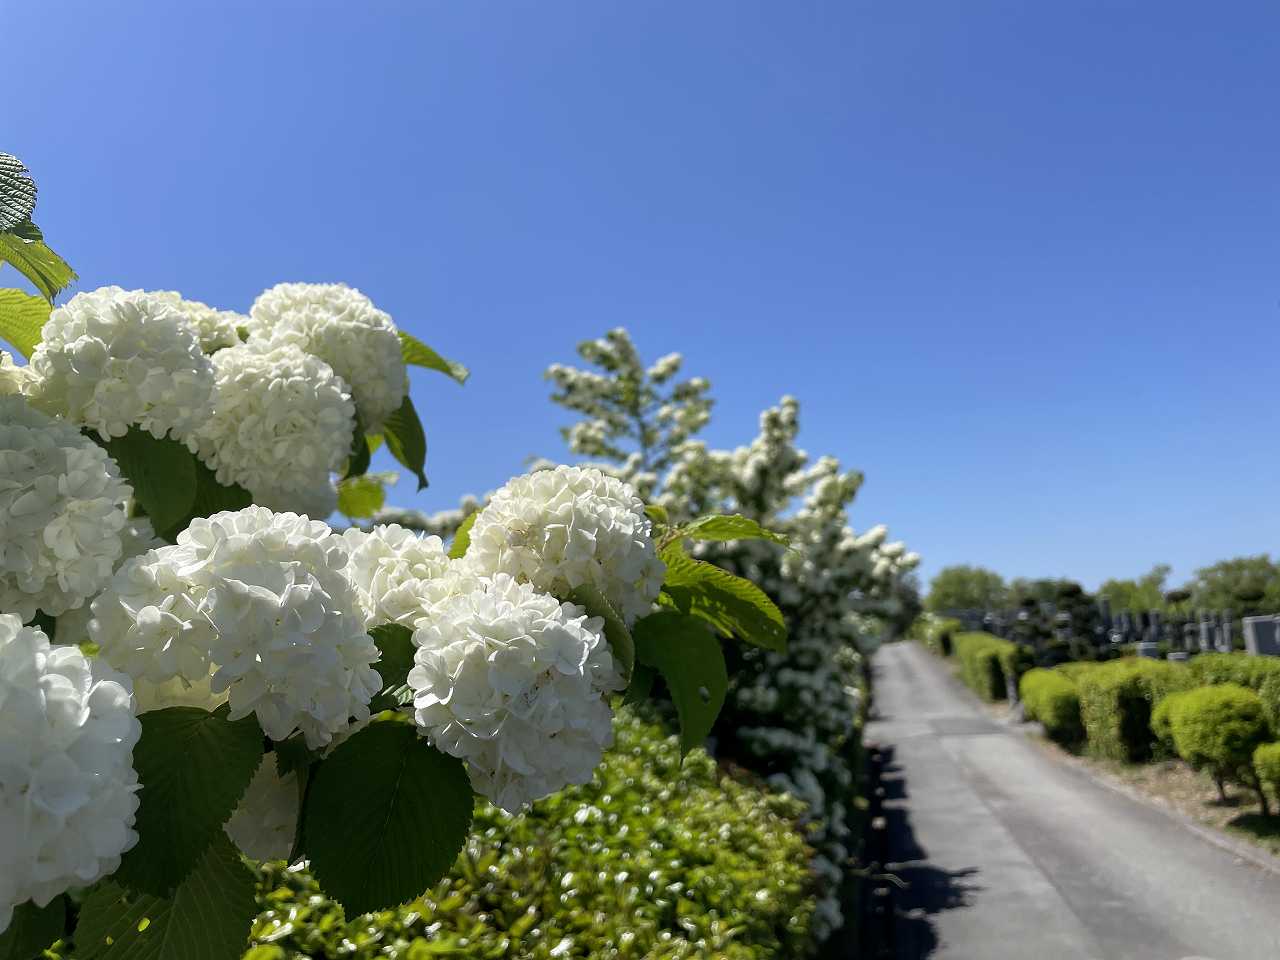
[[1253, 742, 1280, 808], [1170, 684, 1271, 811], [1020, 669, 1082, 745], [1150, 689, 1195, 758], [242, 708, 818, 960]]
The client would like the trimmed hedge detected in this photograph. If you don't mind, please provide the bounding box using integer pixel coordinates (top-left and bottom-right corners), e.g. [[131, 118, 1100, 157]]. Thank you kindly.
[[953, 632, 1031, 701], [1169, 684, 1270, 810], [1020, 669, 1083, 744], [241, 709, 817, 960], [1076, 659, 1193, 762], [1187, 652, 1280, 692], [917, 616, 963, 657], [1150, 689, 1195, 758], [1254, 742, 1280, 800]]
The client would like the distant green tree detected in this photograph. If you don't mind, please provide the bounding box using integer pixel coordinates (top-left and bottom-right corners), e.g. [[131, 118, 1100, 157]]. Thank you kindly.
[[1188, 555, 1280, 616], [1098, 564, 1172, 613], [926, 565, 1007, 612]]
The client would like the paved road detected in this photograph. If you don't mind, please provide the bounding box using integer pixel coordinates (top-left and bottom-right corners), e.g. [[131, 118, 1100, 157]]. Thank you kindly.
[[865, 641, 1280, 960]]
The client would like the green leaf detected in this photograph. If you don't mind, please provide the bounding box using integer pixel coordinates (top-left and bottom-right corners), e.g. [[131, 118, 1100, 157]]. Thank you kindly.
[[448, 511, 478, 560], [113, 706, 264, 897], [102, 429, 199, 537], [344, 412, 371, 479], [568, 583, 634, 681], [633, 612, 727, 756], [383, 394, 428, 491], [76, 834, 256, 960], [0, 897, 65, 960], [659, 544, 787, 652], [273, 734, 319, 779], [337, 473, 392, 520], [0, 153, 37, 232], [643, 503, 669, 526], [677, 513, 789, 547], [368, 623, 416, 711], [399, 331, 469, 385], [0, 220, 76, 303], [303, 720, 473, 915], [623, 663, 656, 706], [0, 287, 49, 358], [174, 459, 253, 536]]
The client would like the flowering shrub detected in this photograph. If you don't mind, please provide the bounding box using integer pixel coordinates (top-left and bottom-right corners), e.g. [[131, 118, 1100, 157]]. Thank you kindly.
[[0, 158, 789, 959]]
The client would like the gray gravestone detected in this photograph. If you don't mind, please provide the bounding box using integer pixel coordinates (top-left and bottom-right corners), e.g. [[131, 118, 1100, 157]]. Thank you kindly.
[[1183, 622, 1198, 652], [1136, 641, 1161, 659], [1199, 615, 1214, 652], [1244, 616, 1280, 657]]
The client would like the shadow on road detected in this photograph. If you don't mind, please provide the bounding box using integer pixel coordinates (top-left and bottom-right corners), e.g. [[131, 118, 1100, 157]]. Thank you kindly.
[[877, 747, 984, 959]]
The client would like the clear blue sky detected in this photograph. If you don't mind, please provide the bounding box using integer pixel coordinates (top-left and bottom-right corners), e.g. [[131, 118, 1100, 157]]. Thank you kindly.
[[6, 1, 1279, 592]]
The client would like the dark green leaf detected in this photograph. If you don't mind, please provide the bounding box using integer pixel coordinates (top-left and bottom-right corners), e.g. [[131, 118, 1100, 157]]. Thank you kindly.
[[0, 220, 75, 302], [336, 474, 388, 519], [303, 720, 473, 915], [0, 287, 49, 358], [0, 897, 65, 960], [568, 583, 634, 681], [274, 734, 319, 779], [344, 416, 371, 479], [368, 623, 416, 711], [76, 834, 256, 960], [623, 663, 656, 706], [659, 544, 787, 652], [102, 430, 198, 537], [448, 510, 478, 560], [113, 706, 264, 897], [399, 331, 469, 385], [633, 612, 727, 756], [382, 394, 428, 491], [677, 514, 789, 547], [0, 153, 37, 233]]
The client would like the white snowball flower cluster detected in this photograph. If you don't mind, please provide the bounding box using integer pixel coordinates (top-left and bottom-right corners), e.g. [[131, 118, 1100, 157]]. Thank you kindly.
[[341, 524, 451, 627], [0, 351, 30, 396], [224, 759, 299, 862], [91, 507, 380, 748], [0, 615, 140, 935], [54, 517, 164, 648], [0, 396, 132, 621], [152, 290, 244, 353], [408, 574, 621, 813], [247, 282, 406, 430], [466, 465, 665, 626], [25, 286, 214, 441], [194, 343, 355, 518]]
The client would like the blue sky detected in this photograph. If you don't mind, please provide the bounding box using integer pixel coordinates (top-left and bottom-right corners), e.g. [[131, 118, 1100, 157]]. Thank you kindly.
[[6, 1, 1279, 591]]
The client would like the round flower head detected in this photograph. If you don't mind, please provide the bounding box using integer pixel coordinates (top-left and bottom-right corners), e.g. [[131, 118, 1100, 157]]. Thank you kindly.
[[408, 574, 621, 812], [0, 396, 131, 621], [224, 757, 299, 861], [25, 286, 215, 441], [175, 507, 382, 747], [341, 524, 451, 627], [0, 351, 30, 396], [0, 615, 140, 934], [247, 282, 406, 431], [466, 466, 666, 626], [194, 343, 355, 519], [55, 517, 165, 648], [151, 290, 244, 353]]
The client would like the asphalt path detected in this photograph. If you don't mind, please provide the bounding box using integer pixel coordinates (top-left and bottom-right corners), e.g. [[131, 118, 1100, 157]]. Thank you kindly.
[[865, 641, 1280, 960]]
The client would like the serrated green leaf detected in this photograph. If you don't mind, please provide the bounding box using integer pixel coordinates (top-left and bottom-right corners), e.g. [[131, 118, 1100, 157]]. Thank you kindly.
[[633, 612, 727, 756], [337, 473, 390, 519], [659, 544, 787, 652], [0, 896, 64, 960], [273, 734, 319, 779], [102, 429, 199, 537], [643, 503, 669, 525], [0, 220, 75, 302], [677, 514, 789, 547], [0, 153, 37, 232], [0, 287, 49, 358], [113, 706, 264, 897], [448, 510, 478, 560], [303, 721, 473, 915], [368, 623, 416, 712], [76, 834, 256, 960], [399, 331, 469, 385], [568, 583, 634, 681], [383, 394, 428, 491]]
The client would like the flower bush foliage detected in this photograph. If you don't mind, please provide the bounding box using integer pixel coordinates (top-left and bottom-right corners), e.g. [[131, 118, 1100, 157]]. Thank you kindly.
[[0, 163, 794, 959]]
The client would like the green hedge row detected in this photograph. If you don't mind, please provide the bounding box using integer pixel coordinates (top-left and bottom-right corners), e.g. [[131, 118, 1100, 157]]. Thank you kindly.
[[919, 616, 963, 657], [1076, 659, 1193, 762], [1019, 669, 1083, 744], [953, 632, 1031, 701], [186, 710, 817, 960], [1158, 684, 1272, 812]]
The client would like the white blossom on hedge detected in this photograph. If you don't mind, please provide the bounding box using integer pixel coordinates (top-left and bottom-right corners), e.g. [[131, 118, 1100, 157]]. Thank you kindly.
[[194, 343, 355, 519], [224, 758, 299, 862], [408, 574, 621, 813], [0, 615, 140, 935], [465, 465, 665, 626], [247, 282, 406, 430], [0, 396, 131, 621], [341, 524, 451, 627], [25, 286, 214, 441], [152, 290, 244, 353]]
